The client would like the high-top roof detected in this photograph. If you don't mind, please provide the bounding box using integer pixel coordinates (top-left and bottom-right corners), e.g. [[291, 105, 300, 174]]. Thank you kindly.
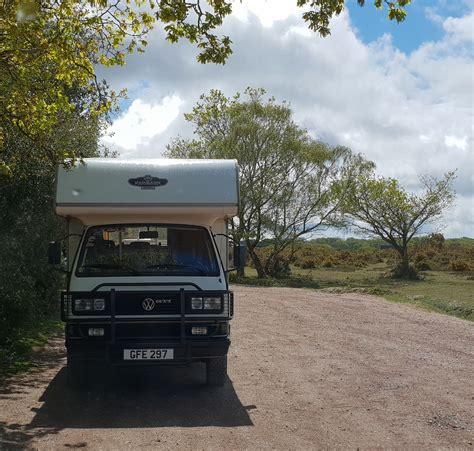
[[55, 158, 239, 224]]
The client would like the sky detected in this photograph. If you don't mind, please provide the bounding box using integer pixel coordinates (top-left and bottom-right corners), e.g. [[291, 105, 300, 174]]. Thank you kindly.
[[98, 0, 474, 238]]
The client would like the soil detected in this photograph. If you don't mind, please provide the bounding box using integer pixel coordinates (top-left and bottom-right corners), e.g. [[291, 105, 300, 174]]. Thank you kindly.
[[1, 286, 473, 449]]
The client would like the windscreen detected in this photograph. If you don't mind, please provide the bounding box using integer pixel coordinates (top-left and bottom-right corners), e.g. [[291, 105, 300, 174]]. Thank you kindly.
[[76, 225, 219, 277]]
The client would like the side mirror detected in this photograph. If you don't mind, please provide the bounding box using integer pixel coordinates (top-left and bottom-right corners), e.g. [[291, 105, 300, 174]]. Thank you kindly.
[[48, 241, 61, 265], [233, 243, 246, 270]]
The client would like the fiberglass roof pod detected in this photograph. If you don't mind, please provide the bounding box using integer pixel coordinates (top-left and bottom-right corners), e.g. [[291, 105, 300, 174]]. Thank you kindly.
[[55, 158, 239, 225]]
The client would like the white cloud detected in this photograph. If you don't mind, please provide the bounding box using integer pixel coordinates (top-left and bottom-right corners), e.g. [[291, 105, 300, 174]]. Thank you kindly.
[[231, 0, 300, 27], [443, 195, 474, 237], [442, 12, 474, 42], [284, 25, 312, 39], [445, 135, 468, 150], [98, 7, 474, 237], [103, 95, 183, 151]]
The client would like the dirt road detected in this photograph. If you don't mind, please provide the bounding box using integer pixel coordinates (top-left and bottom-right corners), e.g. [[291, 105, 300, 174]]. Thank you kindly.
[[1, 286, 473, 449]]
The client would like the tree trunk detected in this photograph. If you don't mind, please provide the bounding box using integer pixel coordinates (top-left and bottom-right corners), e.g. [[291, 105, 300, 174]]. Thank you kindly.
[[396, 245, 412, 279], [401, 247, 410, 278], [247, 245, 266, 278]]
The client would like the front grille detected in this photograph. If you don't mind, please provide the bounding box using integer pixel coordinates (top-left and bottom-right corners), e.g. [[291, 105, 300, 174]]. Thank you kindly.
[[115, 291, 180, 315], [116, 323, 180, 338], [115, 323, 221, 339]]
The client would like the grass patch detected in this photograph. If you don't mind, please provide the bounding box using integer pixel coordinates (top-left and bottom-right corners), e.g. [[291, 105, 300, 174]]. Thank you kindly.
[[385, 290, 474, 321], [0, 318, 63, 383], [230, 273, 320, 289], [232, 264, 474, 321]]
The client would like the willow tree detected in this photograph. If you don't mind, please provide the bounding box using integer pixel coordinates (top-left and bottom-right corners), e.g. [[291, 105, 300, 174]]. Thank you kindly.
[[344, 171, 456, 279], [166, 88, 372, 278]]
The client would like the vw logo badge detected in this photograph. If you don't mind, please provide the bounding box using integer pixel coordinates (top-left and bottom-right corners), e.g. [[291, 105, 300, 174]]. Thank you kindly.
[[142, 298, 155, 311]]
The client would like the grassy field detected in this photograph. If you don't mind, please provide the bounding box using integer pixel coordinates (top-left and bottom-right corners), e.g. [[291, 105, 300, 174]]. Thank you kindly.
[[232, 263, 474, 321]]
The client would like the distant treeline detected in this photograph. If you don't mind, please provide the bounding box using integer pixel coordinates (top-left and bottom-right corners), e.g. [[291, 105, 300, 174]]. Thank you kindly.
[[250, 235, 474, 274], [303, 236, 474, 251]]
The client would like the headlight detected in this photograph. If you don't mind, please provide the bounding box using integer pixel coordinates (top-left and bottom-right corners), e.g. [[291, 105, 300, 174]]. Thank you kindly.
[[74, 299, 93, 311], [93, 298, 105, 310], [74, 298, 105, 311], [191, 297, 203, 310], [190, 296, 222, 310], [203, 297, 222, 310]]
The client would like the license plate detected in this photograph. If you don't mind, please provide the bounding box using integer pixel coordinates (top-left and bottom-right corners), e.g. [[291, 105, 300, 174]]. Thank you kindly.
[[123, 349, 174, 360]]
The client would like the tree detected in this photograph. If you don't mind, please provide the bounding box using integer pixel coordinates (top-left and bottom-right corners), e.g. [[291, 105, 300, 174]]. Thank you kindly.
[[1, 0, 410, 174], [0, 93, 110, 346], [344, 171, 456, 279], [166, 88, 372, 278], [0, 0, 154, 175]]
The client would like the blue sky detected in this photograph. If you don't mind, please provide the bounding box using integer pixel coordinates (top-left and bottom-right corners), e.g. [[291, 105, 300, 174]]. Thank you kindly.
[[348, 0, 442, 52], [347, 0, 471, 53], [101, 1, 474, 237]]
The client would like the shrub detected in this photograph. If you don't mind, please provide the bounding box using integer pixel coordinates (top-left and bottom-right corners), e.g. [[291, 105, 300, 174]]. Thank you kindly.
[[390, 263, 419, 279], [250, 246, 294, 278], [416, 260, 432, 271], [0, 187, 64, 346], [450, 260, 472, 271], [298, 255, 317, 269]]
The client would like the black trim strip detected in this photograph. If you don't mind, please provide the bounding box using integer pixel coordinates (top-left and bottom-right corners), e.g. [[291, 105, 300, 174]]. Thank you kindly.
[[110, 289, 116, 344], [60, 292, 66, 321], [180, 289, 185, 344], [91, 282, 203, 292]]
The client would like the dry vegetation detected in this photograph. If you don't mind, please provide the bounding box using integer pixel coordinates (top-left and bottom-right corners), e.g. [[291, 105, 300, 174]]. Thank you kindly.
[[231, 236, 474, 321]]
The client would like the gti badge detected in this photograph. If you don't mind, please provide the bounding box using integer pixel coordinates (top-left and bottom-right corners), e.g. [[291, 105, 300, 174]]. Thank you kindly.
[[128, 175, 168, 190], [142, 298, 156, 311]]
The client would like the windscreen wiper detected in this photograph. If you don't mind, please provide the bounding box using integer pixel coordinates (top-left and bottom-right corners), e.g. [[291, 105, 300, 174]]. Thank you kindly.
[[144, 263, 207, 274], [80, 263, 139, 274]]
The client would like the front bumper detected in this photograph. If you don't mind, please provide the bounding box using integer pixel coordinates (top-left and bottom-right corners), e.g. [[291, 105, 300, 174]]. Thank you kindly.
[[63, 287, 233, 366], [66, 338, 230, 365]]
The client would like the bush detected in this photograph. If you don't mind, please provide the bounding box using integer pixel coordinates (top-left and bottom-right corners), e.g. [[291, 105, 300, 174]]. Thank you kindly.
[[0, 195, 64, 346], [297, 255, 317, 269], [416, 260, 432, 271], [251, 246, 294, 278], [390, 263, 419, 280], [450, 260, 472, 271], [0, 152, 65, 347], [267, 257, 292, 278]]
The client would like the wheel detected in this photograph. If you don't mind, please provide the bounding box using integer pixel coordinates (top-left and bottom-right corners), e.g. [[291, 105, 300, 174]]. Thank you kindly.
[[67, 356, 90, 388], [206, 355, 227, 387]]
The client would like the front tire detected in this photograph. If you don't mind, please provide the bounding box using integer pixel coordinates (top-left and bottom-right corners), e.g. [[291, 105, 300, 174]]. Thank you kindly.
[[206, 355, 227, 387], [67, 356, 90, 388]]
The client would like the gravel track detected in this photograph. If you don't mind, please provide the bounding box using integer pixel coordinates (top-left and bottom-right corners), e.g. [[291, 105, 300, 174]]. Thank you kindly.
[[1, 286, 473, 449]]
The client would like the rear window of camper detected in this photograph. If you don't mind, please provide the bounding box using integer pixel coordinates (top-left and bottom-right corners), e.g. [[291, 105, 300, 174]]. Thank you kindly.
[[75, 225, 219, 277]]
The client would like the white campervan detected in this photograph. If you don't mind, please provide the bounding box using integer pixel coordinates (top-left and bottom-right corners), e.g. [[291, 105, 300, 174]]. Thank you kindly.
[[49, 158, 239, 387]]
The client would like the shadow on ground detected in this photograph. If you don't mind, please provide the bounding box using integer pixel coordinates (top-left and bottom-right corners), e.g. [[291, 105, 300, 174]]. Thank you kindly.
[[0, 363, 253, 448]]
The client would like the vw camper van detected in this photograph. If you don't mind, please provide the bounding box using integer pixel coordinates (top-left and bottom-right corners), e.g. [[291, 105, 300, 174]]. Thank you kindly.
[[49, 159, 239, 387]]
